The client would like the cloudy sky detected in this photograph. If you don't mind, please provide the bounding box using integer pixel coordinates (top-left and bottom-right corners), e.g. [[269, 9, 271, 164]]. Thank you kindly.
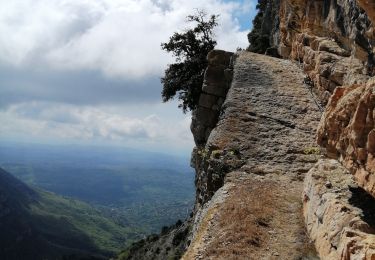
[[0, 0, 257, 155]]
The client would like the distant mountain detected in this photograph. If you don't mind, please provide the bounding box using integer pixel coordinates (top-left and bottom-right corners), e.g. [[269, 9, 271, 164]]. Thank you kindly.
[[0, 143, 194, 234], [0, 167, 140, 260]]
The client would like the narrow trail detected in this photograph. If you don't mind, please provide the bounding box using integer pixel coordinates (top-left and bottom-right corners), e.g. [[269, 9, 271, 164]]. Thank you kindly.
[[184, 52, 322, 259]]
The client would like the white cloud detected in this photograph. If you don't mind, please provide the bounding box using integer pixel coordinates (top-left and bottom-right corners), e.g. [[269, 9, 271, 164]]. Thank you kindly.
[[0, 101, 193, 148], [0, 0, 257, 153], [0, 0, 250, 79]]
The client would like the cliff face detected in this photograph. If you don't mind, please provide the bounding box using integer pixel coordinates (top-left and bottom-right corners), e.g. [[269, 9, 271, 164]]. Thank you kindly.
[[121, 2, 375, 259], [190, 50, 234, 206], [273, 0, 373, 103], [266, 0, 375, 201], [186, 51, 322, 259], [264, 1, 375, 258], [317, 81, 375, 197], [186, 1, 375, 259]]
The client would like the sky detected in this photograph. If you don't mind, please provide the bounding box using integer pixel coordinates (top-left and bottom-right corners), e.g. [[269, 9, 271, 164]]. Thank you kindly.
[[0, 0, 257, 156]]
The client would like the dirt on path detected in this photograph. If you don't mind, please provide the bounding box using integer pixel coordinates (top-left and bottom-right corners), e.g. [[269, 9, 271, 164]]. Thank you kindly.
[[183, 51, 322, 260]]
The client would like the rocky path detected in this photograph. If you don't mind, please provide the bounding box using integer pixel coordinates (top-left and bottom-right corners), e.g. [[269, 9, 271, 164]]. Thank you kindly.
[[183, 52, 322, 259]]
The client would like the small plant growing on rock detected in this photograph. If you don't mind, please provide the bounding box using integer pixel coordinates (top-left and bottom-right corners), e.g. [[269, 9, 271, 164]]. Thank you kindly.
[[303, 147, 321, 155], [197, 148, 209, 159], [211, 150, 222, 159]]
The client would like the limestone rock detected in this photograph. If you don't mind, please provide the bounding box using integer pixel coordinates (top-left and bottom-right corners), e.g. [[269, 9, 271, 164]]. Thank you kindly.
[[186, 52, 323, 259], [190, 50, 233, 146], [357, 0, 375, 25], [258, 0, 375, 103], [317, 79, 375, 197], [191, 51, 321, 209], [303, 159, 375, 259]]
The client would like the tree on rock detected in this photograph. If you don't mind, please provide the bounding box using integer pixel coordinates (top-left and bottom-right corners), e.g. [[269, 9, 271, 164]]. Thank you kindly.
[[161, 10, 218, 113], [247, 0, 279, 54]]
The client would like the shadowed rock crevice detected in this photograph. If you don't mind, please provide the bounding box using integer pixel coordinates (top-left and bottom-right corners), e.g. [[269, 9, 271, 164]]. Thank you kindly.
[[349, 186, 375, 229]]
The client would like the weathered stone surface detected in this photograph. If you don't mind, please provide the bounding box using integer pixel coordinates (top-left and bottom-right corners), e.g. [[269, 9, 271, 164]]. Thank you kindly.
[[357, 0, 375, 25], [317, 79, 375, 197], [303, 159, 375, 259], [198, 94, 218, 109], [125, 2, 375, 259], [187, 51, 322, 259], [274, 0, 374, 103], [192, 51, 322, 209], [190, 50, 233, 146], [207, 49, 233, 67]]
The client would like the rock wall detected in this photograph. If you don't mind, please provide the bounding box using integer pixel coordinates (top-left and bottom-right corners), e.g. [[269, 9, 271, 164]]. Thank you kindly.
[[358, 0, 375, 24], [191, 50, 234, 146], [278, 0, 374, 104], [253, 0, 374, 103], [317, 80, 375, 197], [253, 0, 375, 198], [249, 1, 375, 258], [303, 159, 375, 259], [190, 50, 234, 207]]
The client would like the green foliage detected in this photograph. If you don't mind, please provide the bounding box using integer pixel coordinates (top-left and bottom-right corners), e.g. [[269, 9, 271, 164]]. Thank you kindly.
[[161, 10, 218, 112], [32, 189, 141, 254], [211, 149, 222, 159], [0, 167, 139, 259], [197, 147, 210, 159], [0, 144, 194, 241], [303, 147, 321, 155], [247, 0, 270, 53]]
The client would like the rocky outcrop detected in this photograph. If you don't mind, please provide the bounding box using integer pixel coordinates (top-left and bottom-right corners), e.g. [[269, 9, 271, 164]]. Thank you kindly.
[[358, 0, 375, 24], [118, 220, 190, 260], [186, 51, 322, 258], [190, 50, 234, 146], [317, 79, 375, 197], [278, 0, 374, 104], [120, 2, 375, 259], [191, 49, 321, 208], [303, 159, 375, 259], [251, 0, 375, 103], [190, 50, 234, 207]]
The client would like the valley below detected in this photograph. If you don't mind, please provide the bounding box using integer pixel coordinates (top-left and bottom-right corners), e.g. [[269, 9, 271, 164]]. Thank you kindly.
[[0, 143, 194, 258]]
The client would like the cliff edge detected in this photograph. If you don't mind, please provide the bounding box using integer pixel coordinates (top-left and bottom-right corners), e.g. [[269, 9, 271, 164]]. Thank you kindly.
[[120, 1, 375, 259], [186, 50, 321, 259]]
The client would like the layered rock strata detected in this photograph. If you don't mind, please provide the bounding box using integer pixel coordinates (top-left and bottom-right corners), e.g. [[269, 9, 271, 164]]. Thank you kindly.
[[303, 159, 375, 259], [191, 50, 234, 147], [278, 0, 374, 104], [251, 0, 375, 104], [317, 79, 375, 198], [252, 0, 375, 258], [190, 50, 234, 206]]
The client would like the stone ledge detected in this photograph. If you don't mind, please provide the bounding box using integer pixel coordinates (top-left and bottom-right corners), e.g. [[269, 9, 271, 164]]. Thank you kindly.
[[191, 49, 234, 146], [303, 159, 375, 259]]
